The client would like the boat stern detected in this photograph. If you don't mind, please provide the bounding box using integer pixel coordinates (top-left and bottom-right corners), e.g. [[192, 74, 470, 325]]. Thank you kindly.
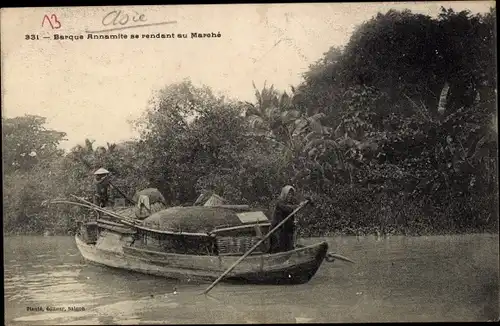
[[228, 241, 329, 285]]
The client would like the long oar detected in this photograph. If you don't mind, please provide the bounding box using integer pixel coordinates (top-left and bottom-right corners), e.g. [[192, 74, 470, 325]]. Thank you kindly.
[[69, 195, 139, 225], [201, 200, 310, 295], [48, 199, 136, 225]]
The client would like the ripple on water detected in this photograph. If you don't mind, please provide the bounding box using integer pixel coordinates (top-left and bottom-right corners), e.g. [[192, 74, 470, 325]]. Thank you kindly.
[[26, 293, 96, 304], [49, 270, 82, 278], [114, 318, 145, 325], [14, 311, 89, 323], [97, 297, 179, 315], [7, 293, 26, 301], [35, 254, 52, 258], [136, 320, 172, 325], [54, 263, 86, 268], [61, 317, 102, 325]]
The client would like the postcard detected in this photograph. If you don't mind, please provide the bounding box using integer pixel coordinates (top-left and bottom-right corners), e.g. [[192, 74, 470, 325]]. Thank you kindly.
[[2, 2, 498, 324]]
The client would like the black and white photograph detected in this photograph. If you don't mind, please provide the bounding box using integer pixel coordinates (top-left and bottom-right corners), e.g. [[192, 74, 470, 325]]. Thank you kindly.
[[2, 2, 498, 324]]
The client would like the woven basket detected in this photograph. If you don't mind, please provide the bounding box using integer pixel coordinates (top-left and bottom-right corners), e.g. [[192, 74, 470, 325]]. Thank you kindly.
[[216, 236, 270, 255]]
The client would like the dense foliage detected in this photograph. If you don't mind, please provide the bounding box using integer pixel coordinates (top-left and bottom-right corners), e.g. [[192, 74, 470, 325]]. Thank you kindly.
[[3, 7, 497, 236]]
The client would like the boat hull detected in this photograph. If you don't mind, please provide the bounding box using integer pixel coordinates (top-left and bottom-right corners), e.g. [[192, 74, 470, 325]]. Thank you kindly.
[[75, 231, 328, 285]]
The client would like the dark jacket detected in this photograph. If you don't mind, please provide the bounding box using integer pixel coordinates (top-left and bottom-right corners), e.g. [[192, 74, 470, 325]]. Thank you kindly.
[[94, 175, 110, 208], [269, 200, 298, 253], [95, 175, 110, 196], [272, 201, 296, 232]]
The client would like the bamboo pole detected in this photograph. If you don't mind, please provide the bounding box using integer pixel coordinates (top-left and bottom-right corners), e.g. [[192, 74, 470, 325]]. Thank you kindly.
[[49, 198, 212, 237], [50, 198, 138, 225], [201, 200, 310, 295], [70, 195, 143, 226]]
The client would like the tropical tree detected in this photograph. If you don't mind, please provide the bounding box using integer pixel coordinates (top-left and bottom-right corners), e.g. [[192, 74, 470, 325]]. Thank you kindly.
[[2, 115, 66, 173], [242, 82, 302, 149]]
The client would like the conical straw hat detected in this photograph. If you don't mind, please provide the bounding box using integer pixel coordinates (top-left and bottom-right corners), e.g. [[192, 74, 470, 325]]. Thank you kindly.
[[94, 168, 110, 175]]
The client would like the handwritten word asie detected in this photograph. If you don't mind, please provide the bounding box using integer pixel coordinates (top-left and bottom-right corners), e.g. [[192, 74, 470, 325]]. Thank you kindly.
[[85, 9, 177, 34], [102, 10, 146, 27]]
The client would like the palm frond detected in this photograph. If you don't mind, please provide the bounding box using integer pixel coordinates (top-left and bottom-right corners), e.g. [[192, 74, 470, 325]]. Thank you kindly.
[[252, 81, 262, 109], [280, 110, 300, 124], [84, 139, 94, 153], [243, 103, 261, 117], [279, 92, 293, 110], [247, 115, 266, 131], [438, 82, 449, 114]]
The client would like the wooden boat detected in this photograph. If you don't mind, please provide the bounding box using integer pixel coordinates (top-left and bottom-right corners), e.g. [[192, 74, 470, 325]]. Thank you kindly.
[[74, 205, 332, 285]]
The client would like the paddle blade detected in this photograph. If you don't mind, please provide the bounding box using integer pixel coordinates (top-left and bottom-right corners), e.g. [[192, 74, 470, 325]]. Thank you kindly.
[[326, 253, 355, 264]]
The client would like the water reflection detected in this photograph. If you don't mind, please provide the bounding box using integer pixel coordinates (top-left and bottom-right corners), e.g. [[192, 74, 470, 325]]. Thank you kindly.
[[4, 235, 499, 324]]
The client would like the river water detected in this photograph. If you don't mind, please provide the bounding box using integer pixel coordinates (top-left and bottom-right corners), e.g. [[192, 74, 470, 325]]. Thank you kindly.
[[4, 235, 499, 324]]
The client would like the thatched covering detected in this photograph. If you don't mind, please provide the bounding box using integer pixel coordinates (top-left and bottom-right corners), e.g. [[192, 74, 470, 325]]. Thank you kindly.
[[142, 206, 244, 233]]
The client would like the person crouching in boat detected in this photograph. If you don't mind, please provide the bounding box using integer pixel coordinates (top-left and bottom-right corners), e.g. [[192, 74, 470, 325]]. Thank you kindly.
[[93, 168, 111, 208], [269, 185, 299, 253]]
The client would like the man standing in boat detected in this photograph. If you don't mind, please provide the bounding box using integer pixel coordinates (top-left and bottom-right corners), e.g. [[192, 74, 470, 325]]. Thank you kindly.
[[93, 168, 111, 208], [269, 185, 300, 253]]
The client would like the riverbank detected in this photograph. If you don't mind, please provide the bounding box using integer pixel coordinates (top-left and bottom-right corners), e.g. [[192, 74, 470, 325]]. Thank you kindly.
[[4, 194, 498, 237], [297, 225, 499, 237]]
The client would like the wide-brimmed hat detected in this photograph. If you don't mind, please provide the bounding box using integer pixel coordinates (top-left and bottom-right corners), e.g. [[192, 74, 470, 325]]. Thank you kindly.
[[94, 168, 110, 175]]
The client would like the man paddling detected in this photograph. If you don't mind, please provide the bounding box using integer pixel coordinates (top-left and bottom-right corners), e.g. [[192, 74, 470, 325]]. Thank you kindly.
[[93, 168, 111, 208]]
